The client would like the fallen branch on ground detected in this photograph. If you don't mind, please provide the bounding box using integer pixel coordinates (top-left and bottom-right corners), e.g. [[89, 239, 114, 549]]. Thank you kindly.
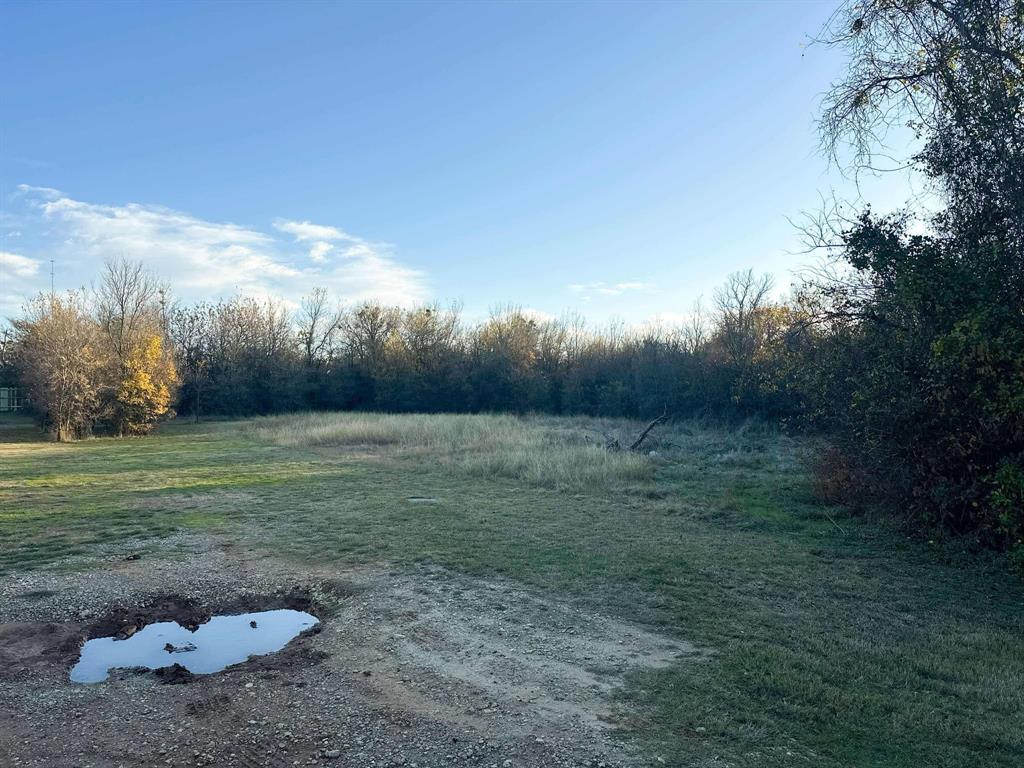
[[629, 411, 669, 452]]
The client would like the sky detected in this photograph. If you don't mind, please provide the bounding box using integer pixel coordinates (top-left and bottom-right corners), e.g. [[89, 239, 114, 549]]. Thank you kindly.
[[0, 0, 924, 326]]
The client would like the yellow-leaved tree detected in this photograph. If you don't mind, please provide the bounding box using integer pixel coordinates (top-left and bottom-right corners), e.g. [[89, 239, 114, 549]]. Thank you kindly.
[[114, 332, 177, 435], [97, 258, 179, 436]]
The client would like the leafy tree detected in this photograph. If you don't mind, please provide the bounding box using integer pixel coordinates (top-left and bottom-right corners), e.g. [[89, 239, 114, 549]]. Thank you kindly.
[[803, 0, 1024, 546], [114, 331, 177, 435]]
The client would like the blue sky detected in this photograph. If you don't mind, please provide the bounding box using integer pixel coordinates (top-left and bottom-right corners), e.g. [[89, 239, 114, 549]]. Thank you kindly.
[[0, 0, 922, 325]]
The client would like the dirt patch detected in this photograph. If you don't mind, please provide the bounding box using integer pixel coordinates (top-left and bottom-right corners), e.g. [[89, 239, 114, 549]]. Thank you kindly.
[[0, 586, 327, 686], [340, 567, 704, 731], [154, 662, 195, 685], [0, 537, 704, 766], [0, 622, 84, 684]]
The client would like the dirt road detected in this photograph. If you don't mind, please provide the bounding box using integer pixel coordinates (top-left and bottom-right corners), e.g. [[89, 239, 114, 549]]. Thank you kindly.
[[0, 534, 700, 767]]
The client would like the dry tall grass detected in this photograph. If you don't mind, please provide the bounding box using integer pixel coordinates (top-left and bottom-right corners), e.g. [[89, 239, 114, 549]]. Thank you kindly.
[[248, 412, 654, 491]]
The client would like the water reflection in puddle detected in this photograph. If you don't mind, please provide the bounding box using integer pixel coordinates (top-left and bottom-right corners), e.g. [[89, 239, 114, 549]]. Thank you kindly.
[[70, 609, 319, 683]]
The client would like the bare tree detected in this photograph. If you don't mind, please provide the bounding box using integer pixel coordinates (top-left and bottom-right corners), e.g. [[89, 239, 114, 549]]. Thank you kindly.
[[96, 257, 163, 359], [815, 0, 1024, 261], [297, 288, 344, 367], [396, 303, 462, 370], [535, 316, 569, 376], [474, 306, 541, 371], [818, 0, 1022, 170], [714, 270, 775, 366], [14, 292, 105, 441], [169, 303, 214, 422], [339, 303, 399, 373], [562, 313, 588, 367], [680, 299, 710, 355]]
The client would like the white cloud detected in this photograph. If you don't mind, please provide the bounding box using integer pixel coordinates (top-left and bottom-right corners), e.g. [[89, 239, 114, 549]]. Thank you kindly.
[[645, 311, 693, 326], [37, 195, 296, 292], [0, 251, 41, 278], [568, 280, 659, 299], [3, 187, 430, 317], [339, 242, 377, 259], [0, 251, 44, 321], [327, 249, 426, 306], [520, 307, 555, 323], [273, 219, 352, 242], [309, 241, 333, 263], [270, 216, 426, 305], [629, 311, 704, 335], [16, 183, 62, 200]]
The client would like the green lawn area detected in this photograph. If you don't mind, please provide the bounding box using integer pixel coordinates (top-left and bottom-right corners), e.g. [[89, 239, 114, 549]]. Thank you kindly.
[[1, 412, 1022, 767]]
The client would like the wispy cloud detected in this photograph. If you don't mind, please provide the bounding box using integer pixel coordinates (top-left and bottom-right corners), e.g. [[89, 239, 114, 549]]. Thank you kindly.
[[2, 187, 430, 317], [568, 280, 659, 302], [272, 219, 353, 242], [271, 215, 425, 305], [15, 183, 61, 201], [0, 251, 41, 278], [0, 251, 44, 320]]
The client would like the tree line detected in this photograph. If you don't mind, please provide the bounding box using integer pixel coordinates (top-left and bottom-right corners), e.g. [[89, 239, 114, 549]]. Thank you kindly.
[[2, 0, 1021, 553], [2, 264, 802, 426], [164, 270, 804, 421]]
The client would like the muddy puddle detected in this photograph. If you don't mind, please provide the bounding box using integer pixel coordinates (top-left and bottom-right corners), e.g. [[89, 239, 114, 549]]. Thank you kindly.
[[70, 609, 319, 683]]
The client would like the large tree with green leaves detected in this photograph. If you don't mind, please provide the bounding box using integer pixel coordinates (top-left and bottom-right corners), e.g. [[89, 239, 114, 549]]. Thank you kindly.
[[804, 0, 1024, 546]]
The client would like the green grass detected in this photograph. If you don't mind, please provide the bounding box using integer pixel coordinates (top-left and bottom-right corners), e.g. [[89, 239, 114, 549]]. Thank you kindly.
[[1, 411, 1023, 767]]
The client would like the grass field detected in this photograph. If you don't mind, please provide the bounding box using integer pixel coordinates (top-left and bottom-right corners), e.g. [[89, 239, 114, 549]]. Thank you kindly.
[[2, 411, 1023, 767]]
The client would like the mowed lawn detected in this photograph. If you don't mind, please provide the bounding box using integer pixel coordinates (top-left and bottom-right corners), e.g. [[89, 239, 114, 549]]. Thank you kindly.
[[1, 412, 1023, 767]]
